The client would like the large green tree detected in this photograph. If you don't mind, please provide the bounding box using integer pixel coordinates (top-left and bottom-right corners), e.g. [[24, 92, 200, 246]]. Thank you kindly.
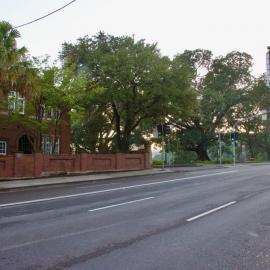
[[61, 32, 196, 152], [233, 75, 270, 160], [173, 50, 253, 160], [0, 21, 39, 149], [0, 21, 37, 96], [27, 59, 87, 153]]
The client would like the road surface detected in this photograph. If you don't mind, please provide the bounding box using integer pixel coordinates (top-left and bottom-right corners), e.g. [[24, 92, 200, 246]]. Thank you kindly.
[[1, 165, 270, 269]]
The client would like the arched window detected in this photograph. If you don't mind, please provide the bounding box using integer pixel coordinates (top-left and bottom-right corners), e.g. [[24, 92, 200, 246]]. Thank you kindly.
[[18, 135, 33, 154]]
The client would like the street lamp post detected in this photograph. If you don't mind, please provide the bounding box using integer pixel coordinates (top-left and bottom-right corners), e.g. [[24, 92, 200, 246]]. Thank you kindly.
[[233, 131, 236, 166], [162, 133, 165, 170], [231, 124, 237, 166], [266, 47, 270, 87], [218, 131, 222, 165]]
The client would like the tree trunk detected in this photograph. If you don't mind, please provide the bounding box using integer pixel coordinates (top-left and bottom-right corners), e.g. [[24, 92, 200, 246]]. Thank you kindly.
[[195, 145, 210, 161], [247, 140, 256, 160], [112, 102, 122, 152], [266, 148, 270, 161], [119, 133, 130, 153]]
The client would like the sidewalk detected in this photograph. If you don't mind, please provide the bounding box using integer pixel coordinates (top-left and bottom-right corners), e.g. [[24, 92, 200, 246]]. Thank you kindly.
[[0, 168, 173, 191], [0, 164, 235, 191]]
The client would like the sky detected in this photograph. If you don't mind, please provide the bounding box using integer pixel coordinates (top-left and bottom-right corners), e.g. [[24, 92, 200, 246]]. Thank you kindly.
[[1, 0, 269, 75]]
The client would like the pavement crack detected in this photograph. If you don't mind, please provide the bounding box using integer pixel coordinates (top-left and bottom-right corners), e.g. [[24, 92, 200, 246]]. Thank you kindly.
[[44, 219, 187, 270], [238, 186, 270, 202]]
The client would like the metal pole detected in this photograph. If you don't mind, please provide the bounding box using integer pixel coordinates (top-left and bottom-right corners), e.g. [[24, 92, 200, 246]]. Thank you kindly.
[[162, 125, 165, 170], [233, 140, 236, 166], [233, 126, 236, 166], [219, 132, 222, 165], [167, 135, 171, 165]]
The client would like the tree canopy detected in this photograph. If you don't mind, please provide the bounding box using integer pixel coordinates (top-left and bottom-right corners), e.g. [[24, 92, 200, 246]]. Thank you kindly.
[[61, 32, 196, 152], [0, 21, 37, 96], [171, 50, 254, 160], [1, 21, 270, 162]]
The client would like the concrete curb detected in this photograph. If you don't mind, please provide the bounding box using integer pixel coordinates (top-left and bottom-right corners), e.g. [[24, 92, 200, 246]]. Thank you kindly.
[[0, 164, 240, 191], [0, 169, 173, 191]]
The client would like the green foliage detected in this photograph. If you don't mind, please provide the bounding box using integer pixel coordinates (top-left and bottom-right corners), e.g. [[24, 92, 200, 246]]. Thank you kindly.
[[61, 32, 196, 152], [0, 21, 38, 96], [29, 60, 88, 152], [0, 21, 40, 151], [173, 150, 198, 164], [2, 20, 269, 161], [172, 50, 254, 160], [152, 159, 162, 166]]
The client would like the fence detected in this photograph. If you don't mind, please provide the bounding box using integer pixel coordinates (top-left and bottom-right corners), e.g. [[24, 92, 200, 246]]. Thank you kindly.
[[0, 152, 151, 179]]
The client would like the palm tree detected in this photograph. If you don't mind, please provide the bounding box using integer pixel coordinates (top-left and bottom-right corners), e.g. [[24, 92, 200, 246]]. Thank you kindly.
[[0, 21, 37, 95]]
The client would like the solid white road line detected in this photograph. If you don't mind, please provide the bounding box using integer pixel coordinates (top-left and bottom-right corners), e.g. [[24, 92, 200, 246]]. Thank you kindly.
[[76, 183, 116, 189], [88, 197, 155, 212], [0, 170, 237, 208], [186, 201, 237, 222]]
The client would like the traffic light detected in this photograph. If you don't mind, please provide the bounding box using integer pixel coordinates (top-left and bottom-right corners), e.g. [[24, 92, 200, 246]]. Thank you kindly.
[[164, 124, 171, 135], [156, 124, 171, 138], [157, 125, 163, 138], [231, 132, 239, 145]]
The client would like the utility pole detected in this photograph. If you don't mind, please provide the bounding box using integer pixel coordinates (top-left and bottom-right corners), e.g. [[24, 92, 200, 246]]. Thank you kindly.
[[162, 125, 165, 170], [266, 46, 270, 87], [218, 131, 222, 165], [157, 124, 166, 170], [232, 126, 236, 166], [233, 139, 236, 166]]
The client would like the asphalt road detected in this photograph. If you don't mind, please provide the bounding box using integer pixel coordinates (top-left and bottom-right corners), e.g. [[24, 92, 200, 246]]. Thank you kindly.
[[1, 165, 270, 269]]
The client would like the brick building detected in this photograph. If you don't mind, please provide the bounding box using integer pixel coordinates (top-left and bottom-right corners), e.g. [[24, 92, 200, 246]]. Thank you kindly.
[[0, 90, 71, 155]]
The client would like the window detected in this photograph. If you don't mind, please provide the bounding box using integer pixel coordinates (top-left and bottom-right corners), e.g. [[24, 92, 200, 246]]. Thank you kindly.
[[46, 107, 53, 119], [44, 106, 60, 120], [42, 136, 51, 154], [8, 91, 25, 114], [0, 141, 7, 155], [8, 91, 16, 111], [18, 135, 33, 154], [42, 136, 60, 154]]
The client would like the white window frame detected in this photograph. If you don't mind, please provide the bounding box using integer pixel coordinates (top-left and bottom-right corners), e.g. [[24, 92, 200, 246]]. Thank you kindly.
[[17, 94, 25, 114], [42, 136, 60, 154], [8, 91, 16, 111], [0, 141, 7, 155], [54, 138, 60, 154], [45, 106, 54, 120], [8, 91, 25, 114], [44, 106, 61, 120]]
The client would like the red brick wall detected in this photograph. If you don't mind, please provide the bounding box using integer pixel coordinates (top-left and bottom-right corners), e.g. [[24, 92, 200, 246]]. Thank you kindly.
[[0, 121, 71, 155], [84, 154, 117, 171], [0, 89, 71, 155], [14, 153, 35, 177], [0, 152, 151, 179], [0, 155, 14, 178], [42, 154, 80, 173]]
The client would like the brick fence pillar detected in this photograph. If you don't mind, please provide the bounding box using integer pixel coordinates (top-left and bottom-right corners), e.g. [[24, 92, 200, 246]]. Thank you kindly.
[[80, 153, 88, 171], [146, 152, 153, 169], [115, 153, 124, 170], [13, 153, 22, 177], [144, 143, 152, 169], [34, 153, 43, 177]]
